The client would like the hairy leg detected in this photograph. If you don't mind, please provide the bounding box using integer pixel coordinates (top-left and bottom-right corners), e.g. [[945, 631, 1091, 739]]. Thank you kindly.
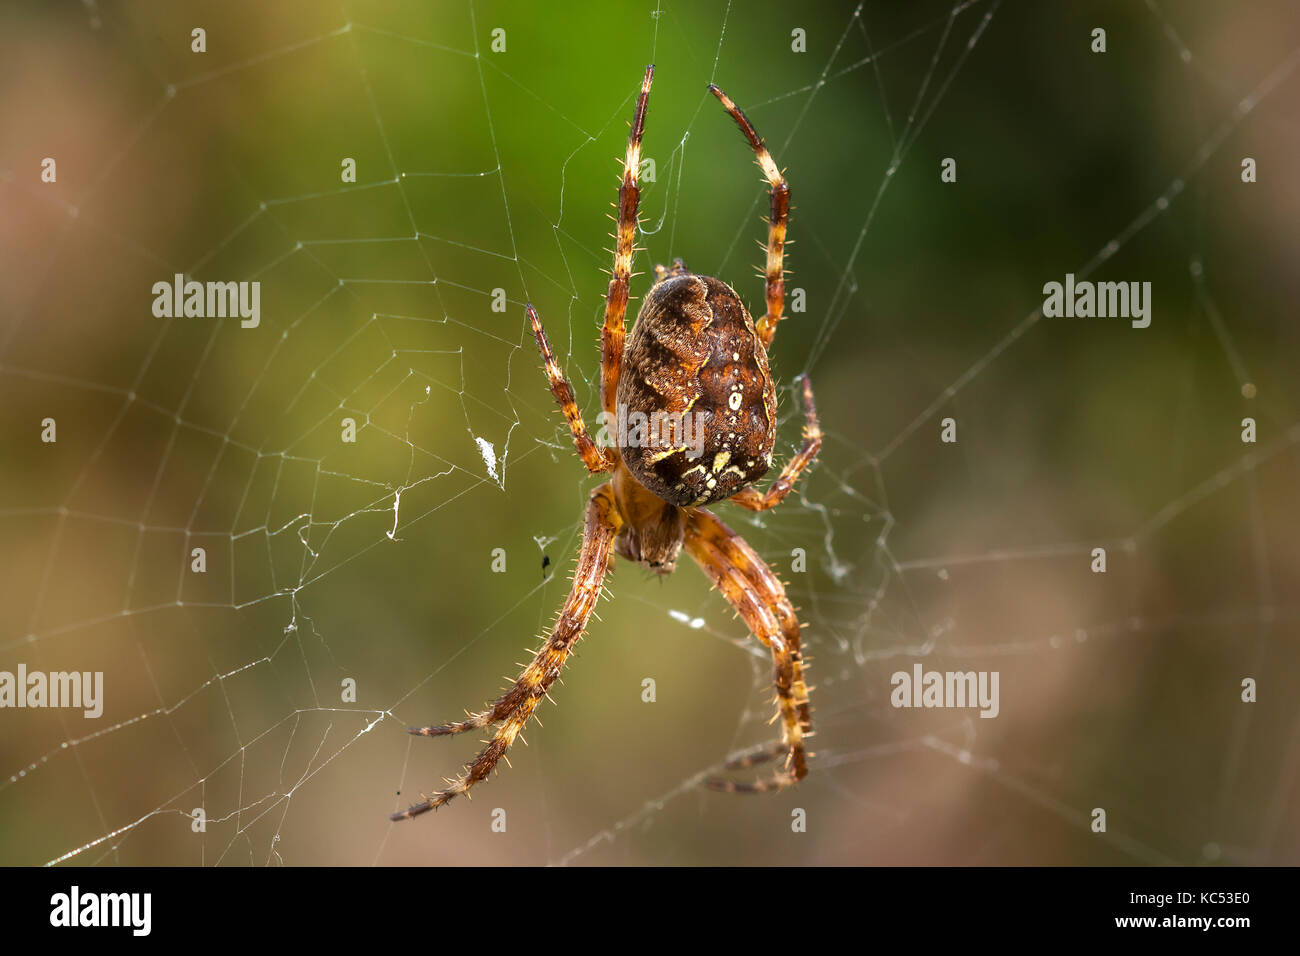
[[729, 375, 821, 512], [601, 65, 654, 415], [393, 483, 622, 820], [684, 507, 812, 792], [527, 304, 610, 473], [708, 83, 790, 350]]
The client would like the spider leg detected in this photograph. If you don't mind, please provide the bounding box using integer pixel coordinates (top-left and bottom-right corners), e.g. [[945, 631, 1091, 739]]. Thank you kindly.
[[707, 83, 789, 351], [721, 739, 788, 771], [393, 483, 622, 821], [684, 507, 812, 793], [527, 304, 611, 473], [729, 374, 821, 512], [601, 64, 654, 415]]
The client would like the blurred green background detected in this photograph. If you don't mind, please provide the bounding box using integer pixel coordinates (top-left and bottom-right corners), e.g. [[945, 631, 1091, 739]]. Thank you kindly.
[[1, 0, 1298, 865]]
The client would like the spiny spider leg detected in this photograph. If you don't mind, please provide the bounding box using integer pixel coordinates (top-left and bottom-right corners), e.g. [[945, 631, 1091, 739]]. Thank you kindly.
[[722, 740, 789, 771], [707, 83, 790, 350], [393, 484, 621, 820], [684, 508, 812, 793], [527, 304, 610, 473], [729, 374, 821, 512], [601, 64, 654, 415]]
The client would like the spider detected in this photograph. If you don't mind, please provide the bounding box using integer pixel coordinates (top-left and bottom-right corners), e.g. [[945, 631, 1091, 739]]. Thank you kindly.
[[392, 65, 821, 821]]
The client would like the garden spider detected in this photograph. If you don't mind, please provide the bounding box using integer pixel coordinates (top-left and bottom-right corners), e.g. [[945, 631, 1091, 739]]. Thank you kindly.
[[393, 65, 821, 821]]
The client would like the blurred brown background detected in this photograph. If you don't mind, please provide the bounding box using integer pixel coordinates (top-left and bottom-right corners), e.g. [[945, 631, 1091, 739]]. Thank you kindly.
[[1, 0, 1298, 865]]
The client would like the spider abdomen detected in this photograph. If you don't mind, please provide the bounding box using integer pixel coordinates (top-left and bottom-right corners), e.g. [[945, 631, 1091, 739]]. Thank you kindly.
[[616, 273, 776, 506]]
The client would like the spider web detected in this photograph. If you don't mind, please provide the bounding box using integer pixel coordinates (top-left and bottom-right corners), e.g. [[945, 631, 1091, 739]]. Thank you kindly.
[[2, 0, 1298, 866]]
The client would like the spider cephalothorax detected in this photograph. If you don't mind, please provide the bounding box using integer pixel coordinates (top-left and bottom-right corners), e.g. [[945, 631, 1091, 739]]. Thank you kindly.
[[394, 65, 822, 822]]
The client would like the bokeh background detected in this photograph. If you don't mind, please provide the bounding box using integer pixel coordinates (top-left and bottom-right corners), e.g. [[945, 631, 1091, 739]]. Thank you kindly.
[[2, 0, 1299, 866]]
